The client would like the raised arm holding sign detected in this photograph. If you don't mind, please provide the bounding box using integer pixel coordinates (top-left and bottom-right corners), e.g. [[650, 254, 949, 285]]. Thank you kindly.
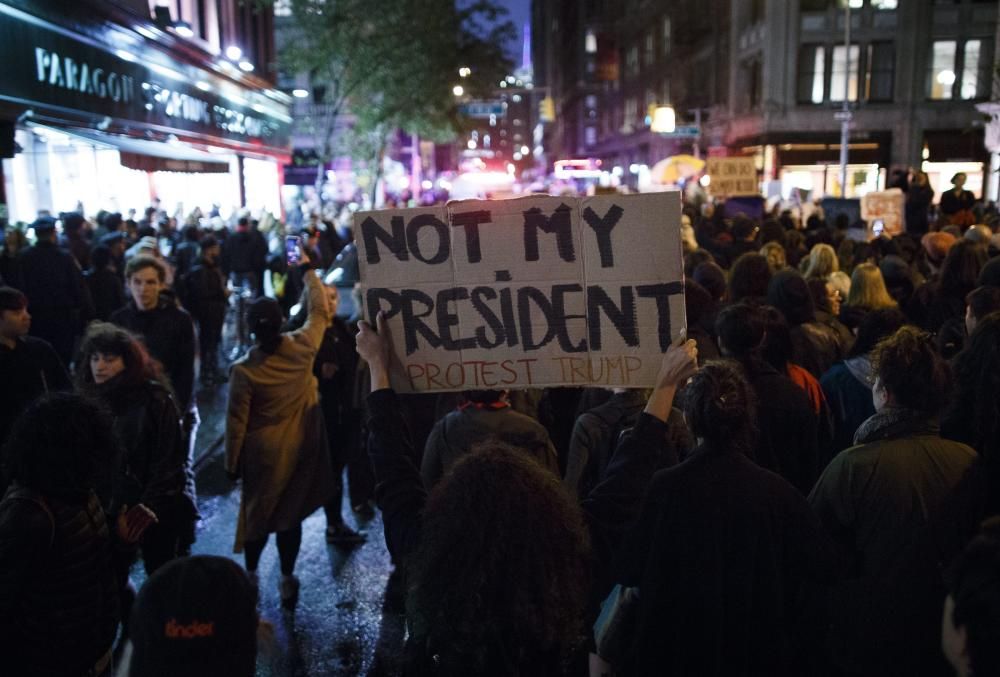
[[354, 193, 687, 393]]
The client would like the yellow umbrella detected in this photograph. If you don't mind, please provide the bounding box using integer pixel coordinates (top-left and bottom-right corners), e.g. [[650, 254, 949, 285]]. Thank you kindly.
[[650, 155, 706, 184]]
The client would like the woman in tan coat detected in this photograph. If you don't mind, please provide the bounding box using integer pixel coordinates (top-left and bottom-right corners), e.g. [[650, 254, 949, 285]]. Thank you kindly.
[[225, 260, 335, 607]]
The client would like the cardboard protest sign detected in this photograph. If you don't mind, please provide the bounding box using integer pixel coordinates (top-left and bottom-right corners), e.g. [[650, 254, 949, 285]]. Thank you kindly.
[[354, 193, 686, 393], [860, 189, 905, 238], [706, 157, 758, 197]]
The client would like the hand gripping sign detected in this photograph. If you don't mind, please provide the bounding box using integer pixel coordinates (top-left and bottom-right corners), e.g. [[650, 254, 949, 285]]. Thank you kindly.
[[355, 192, 687, 393]]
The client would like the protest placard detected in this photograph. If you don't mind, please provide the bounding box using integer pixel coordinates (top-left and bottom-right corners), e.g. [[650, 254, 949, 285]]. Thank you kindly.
[[706, 157, 758, 197], [354, 192, 686, 393], [860, 188, 905, 238]]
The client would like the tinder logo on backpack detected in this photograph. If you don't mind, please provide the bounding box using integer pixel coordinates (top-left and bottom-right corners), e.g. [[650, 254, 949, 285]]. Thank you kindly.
[[165, 618, 215, 639]]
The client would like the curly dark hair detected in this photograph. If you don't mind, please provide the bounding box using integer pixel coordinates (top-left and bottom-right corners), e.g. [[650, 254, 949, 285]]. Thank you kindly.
[[682, 360, 758, 455], [2, 392, 115, 496], [75, 321, 165, 392], [871, 326, 951, 413], [405, 442, 591, 676], [727, 253, 772, 303]]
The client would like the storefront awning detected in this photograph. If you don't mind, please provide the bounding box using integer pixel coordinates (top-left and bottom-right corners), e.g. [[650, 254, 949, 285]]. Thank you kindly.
[[32, 124, 232, 173]]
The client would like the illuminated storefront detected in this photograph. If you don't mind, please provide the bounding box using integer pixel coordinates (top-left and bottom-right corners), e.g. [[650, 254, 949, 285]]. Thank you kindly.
[[0, 1, 290, 223]]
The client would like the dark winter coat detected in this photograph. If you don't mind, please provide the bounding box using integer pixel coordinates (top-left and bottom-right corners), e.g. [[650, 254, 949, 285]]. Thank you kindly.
[[180, 260, 228, 324], [110, 298, 196, 413], [97, 379, 197, 529], [421, 403, 559, 489], [563, 391, 692, 500], [0, 336, 70, 452], [905, 183, 933, 235], [808, 411, 976, 676], [742, 359, 821, 494], [617, 444, 845, 677], [0, 486, 119, 677], [365, 388, 672, 673], [13, 240, 94, 363], [85, 266, 126, 321], [220, 228, 267, 275], [173, 240, 201, 279]]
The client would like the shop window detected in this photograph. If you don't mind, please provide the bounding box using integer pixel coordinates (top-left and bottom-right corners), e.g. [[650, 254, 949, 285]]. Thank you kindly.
[[928, 40, 957, 99], [797, 44, 826, 104], [961, 39, 991, 100], [830, 44, 860, 102], [865, 42, 894, 101]]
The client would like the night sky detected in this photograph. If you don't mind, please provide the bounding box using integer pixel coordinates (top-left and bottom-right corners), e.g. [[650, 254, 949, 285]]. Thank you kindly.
[[498, 0, 530, 61]]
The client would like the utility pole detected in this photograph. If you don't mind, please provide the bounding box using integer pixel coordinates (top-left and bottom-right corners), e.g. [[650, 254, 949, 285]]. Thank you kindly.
[[837, 3, 852, 198]]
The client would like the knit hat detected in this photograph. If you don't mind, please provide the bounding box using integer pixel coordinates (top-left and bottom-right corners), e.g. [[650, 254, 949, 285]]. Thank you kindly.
[[128, 556, 258, 677], [922, 231, 957, 264]]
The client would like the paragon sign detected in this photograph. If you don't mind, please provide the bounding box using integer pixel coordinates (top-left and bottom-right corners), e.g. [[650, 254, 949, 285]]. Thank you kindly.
[[0, 4, 290, 152]]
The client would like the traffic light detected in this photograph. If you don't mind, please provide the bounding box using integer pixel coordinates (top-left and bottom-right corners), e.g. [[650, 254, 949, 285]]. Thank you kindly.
[[539, 97, 555, 123]]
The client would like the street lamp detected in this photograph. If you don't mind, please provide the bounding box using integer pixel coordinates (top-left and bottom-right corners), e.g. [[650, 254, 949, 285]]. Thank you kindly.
[[459, 67, 471, 78], [225, 45, 242, 61], [650, 106, 676, 134], [453, 85, 465, 97]]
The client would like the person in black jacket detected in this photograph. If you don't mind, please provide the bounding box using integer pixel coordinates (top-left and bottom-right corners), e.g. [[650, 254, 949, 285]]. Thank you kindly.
[[76, 323, 197, 579], [13, 216, 94, 365], [356, 312, 699, 676], [85, 245, 127, 321], [221, 217, 267, 297], [0, 287, 71, 454], [716, 303, 821, 494], [615, 361, 845, 676], [180, 236, 229, 385], [111, 255, 197, 433], [0, 393, 152, 677]]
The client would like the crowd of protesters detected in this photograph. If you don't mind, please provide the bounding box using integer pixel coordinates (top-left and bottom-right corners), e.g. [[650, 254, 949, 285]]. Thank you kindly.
[[1, 178, 1000, 677]]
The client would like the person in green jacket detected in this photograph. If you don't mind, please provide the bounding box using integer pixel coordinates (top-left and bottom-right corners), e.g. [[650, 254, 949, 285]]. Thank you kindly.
[[809, 326, 977, 677]]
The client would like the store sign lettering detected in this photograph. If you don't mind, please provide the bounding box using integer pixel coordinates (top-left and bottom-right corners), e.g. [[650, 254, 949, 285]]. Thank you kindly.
[[141, 83, 273, 137], [35, 47, 134, 103]]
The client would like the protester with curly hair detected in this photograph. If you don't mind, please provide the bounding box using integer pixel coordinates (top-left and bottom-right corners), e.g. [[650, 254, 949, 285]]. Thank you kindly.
[[809, 326, 977, 676], [76, 322, 196, 578], [357, 311, 698, 676], [613, 360, 843, 676]]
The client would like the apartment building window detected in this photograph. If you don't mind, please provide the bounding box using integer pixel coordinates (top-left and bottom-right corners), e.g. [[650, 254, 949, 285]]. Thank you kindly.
[[586, 30, 598, 54], [626, 45, 639, 79], [929, 40, 958, 99], [797, 44, 826, 103], [961, 39, 992, 99], [871, 0, 898, 9], [644, 32, 655, 66], [865, 42, 894, 101], [801, 0, 828, 10], [750, 0, 766, 23], [662, 76, 671, 104], [830, 44, 860, 101], [585, 126, 598, 147], [662, 16, 671, 56]]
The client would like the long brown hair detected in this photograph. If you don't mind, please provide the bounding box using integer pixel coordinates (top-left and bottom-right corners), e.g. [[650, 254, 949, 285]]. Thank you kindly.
[[75, 322, 166, 392]]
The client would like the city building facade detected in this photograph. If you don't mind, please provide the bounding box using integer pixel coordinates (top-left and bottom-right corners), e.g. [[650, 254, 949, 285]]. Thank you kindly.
[[535, 0, 998, 202], [0, 0, 291, 224]]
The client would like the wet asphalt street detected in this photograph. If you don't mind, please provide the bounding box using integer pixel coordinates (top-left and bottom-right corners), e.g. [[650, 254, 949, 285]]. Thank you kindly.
[[135, 380, 407, 676]]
